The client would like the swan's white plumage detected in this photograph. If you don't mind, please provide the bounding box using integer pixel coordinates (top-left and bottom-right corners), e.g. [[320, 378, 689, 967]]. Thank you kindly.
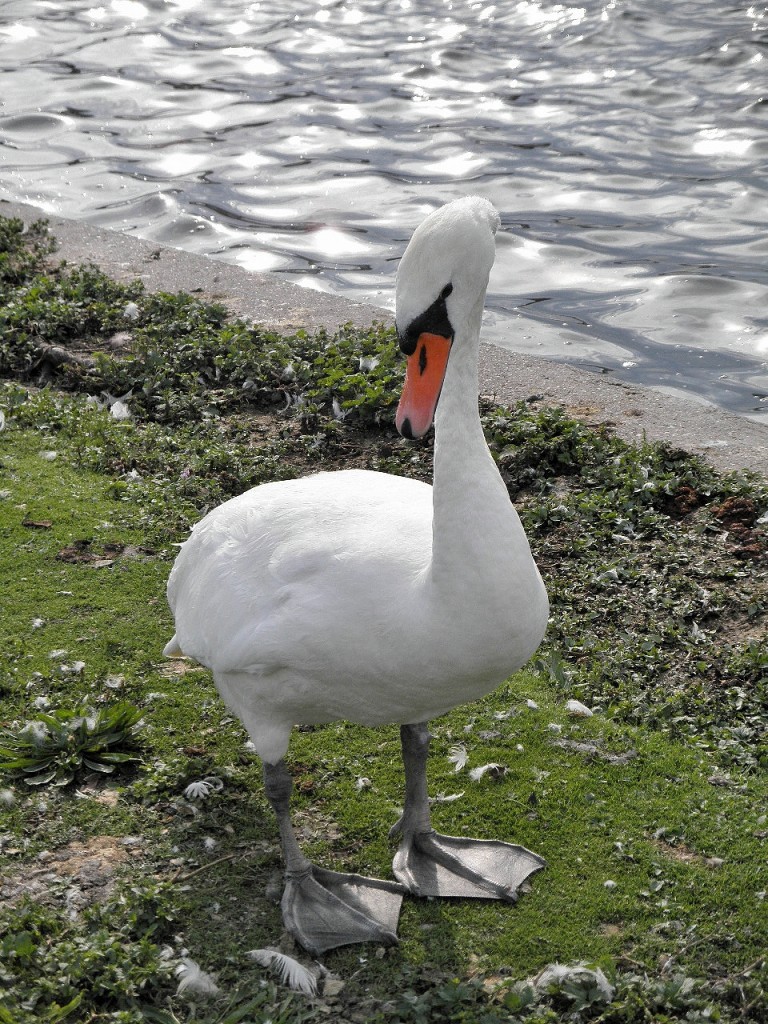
[[165, 195, 548, 767]]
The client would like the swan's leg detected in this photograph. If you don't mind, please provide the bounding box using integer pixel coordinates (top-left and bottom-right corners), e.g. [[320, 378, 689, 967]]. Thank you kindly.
[[263, 760, 404, 956], [391, 723, 545, 900]]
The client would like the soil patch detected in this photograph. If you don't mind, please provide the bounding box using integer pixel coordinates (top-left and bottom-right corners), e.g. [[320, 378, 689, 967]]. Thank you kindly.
[[0, 835, 136, 913]]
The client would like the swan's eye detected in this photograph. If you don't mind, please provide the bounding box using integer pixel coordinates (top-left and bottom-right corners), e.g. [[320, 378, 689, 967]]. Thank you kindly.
[[441, 283, 453, 299]]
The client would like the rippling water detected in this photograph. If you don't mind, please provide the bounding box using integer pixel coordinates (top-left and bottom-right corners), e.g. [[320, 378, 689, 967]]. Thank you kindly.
[[1, 0, 767, 420]]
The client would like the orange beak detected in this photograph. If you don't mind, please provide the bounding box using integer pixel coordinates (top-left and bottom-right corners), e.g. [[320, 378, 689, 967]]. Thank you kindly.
[[395, 332, 452, 439]]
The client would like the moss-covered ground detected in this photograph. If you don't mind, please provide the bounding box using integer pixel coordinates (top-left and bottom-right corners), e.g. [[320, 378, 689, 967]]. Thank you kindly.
[[0, 216, 766, 1022]]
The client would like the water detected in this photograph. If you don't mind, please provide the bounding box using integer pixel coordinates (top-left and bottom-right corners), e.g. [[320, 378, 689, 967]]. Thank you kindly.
[[1, 0, 767, 421]]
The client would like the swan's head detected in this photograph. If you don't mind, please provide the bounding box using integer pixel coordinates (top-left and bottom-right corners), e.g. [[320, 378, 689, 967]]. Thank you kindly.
[[394, 196, 499, 439]]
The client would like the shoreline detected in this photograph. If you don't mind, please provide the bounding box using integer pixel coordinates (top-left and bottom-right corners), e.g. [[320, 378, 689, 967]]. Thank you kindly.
[[2, 197, 766, 478]]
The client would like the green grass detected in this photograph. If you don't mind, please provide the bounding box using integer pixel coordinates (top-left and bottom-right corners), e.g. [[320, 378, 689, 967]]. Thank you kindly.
[[0, 215, 766, 1023]]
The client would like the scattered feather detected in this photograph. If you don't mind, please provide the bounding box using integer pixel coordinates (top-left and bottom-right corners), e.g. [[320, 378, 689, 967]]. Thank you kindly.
[[603, 879, 618, 890], [690, 622, 708, 642], [566, 699, 594, 717], [175, 957, 220, 997], [354, 776, 372, 791], [469, 762, 507, 782], [525, 699, 539, 710], [552, 738, 637, 765], [110, 400, 132, 421], [547, 722, 563, 733], [447, 743, 468, 772], [19, 720, 49, 745], [40, 450, 58, 461], [183, 776, 224, 801], [0, 789, 16, 808], [0, 409, 5, 432], [100, 389, 133, 421], [247, 948, 318, 996], [429, 791, 464, 803], [598, 568, 620, 581], [31, 617, 45, 629], [123, 301, 140, 320], [534, 962, 615, 1002]]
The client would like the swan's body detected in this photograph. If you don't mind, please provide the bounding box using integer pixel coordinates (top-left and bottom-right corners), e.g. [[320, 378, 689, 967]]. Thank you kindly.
[[168, 465, 545, 762], [165, 196, 548, 955]]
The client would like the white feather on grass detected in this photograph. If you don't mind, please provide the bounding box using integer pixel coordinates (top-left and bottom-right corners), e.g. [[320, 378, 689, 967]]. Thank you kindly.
[[447, 743, 468, 772], [468, 762, 506, 782], [247, 948, 318, 995], [566, 699, 594, 717], [533, 962, 614, 1001], [175, 957, 220, 997], [429, 791, 464, 804]]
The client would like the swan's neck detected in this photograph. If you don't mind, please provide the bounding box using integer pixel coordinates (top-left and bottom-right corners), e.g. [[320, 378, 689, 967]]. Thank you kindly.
[[430, 300, 529, 593], [432, 314, 490, 502]]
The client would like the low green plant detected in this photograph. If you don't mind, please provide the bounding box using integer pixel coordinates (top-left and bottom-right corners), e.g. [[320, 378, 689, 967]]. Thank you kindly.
[[0, 216, 55, 286], [0, 881, 177, 1024], [377, 961, 767, 1023], [0, 702, 144, 786]]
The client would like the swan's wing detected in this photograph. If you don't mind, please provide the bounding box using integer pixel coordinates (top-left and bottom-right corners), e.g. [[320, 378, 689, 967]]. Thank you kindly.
[[166, 469, 432, 673]]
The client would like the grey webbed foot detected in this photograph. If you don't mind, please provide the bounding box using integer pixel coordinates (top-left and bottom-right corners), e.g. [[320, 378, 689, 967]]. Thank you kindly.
[[392, 722, 545, 903], [282, 866, 404, 957], [393, 828, 545, 900], [263, 759, 404, 956]]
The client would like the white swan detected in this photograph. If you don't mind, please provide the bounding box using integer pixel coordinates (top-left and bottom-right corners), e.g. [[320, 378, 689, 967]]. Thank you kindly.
[[164, 196, 549, 956]]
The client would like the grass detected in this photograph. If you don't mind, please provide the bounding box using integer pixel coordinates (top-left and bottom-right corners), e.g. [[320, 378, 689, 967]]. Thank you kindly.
[[0, 215, 766, 1022]]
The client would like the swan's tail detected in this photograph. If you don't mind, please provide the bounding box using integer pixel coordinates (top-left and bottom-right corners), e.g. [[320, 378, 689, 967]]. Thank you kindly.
[[163, 634, 184, 657]]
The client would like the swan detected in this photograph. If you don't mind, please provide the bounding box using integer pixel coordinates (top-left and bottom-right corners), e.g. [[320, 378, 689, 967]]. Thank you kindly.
[[164, 196, 549, 956]]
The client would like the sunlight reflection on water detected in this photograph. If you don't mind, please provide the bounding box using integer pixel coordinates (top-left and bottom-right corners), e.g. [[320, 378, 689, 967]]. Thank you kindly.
[[0, 0, 767, 420]]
